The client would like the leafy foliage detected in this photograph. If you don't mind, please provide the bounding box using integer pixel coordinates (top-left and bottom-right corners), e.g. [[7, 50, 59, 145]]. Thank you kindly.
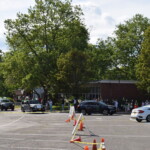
[[56, 49, 93, 97], [136, 26, 150, 94], [113, 14, 150, 80], [3, 0, 89, 99]]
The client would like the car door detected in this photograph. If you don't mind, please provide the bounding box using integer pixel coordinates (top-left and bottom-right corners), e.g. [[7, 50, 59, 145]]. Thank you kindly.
[[86, 102, 99, 113], [98, 102, 107, 113], [91, 102, 99, 113]]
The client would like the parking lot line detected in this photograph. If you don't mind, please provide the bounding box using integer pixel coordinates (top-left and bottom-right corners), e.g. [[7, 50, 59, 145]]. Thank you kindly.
[[0, 145, 69, 150], [0, 115, 25, 128]]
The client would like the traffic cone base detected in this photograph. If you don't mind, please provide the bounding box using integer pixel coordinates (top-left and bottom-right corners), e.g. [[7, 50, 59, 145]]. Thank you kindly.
[[65, 118, 70, 122], [70, 136, 81, 143]]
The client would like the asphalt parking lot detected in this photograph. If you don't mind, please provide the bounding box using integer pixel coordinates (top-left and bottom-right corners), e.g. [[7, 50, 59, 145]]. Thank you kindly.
[[0, 110, 150, 150]]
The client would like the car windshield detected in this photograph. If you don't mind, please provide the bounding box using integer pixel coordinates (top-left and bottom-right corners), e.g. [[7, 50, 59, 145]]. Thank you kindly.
[[29, 100, 40, 104], [99, 101, 107, 106], [1, 100, 10, 103]]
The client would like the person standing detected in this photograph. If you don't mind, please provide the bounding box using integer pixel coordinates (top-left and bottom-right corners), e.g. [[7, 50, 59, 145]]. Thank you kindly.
[[48, 99, 53, 112], [61, 98, 65, 111], [73, 98, 78, 111], [114, 100, 119, 112]]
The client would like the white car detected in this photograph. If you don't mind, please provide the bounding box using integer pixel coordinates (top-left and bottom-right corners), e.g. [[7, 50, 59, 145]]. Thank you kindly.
[[130, 105, 150, 122]]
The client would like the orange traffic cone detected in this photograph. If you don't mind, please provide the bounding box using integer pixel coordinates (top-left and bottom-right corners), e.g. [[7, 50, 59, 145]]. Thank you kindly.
[[78, 121, 83, 131], [73, 119, 77, 126], [92, 139, 97, 150], [82, 121, 85, 128], [99, 138, 106, 150], [84, 146, 89, 150], [65, 118, 70, 122], [70, 136, 81, 143], [71, 112, 75, 120]]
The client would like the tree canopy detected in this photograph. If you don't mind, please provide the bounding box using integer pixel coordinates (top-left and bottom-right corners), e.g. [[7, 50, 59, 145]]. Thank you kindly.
[[112, 14, 150, 80], [2, 0, 89, 100], [136, 26, 150, 95]]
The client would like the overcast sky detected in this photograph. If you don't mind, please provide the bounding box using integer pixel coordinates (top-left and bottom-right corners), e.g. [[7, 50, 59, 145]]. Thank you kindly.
[[0, 0, 150, 52]]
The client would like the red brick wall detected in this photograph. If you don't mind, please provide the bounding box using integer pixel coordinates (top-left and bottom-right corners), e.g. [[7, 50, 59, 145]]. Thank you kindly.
[[100, 83, 147, 100]]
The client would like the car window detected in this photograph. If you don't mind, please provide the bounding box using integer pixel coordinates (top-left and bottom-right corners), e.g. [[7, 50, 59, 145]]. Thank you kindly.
[[1, 100, 10, 103], [99, 101, 107, 106]]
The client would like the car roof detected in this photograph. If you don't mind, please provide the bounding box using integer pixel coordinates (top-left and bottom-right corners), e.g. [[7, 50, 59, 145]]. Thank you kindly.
[[143, 105, 150, 108], [134, 105, 150, 110], [81, 100, 98, 103]]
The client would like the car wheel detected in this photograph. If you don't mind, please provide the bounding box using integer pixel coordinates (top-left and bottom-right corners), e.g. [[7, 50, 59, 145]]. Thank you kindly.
[[21, 107, 25, 112], [30, 108, 33, 112], [1, 107, 3, 111], [109, 112, 113, 115], [146, 115, 150, 122], [81, 109, 86, 115], [136, 118, 142, 122], [5, 108, 7, 111], [11, 108, 14, 111], [103, 110, 108, 115], [88, 112, 91, 115]]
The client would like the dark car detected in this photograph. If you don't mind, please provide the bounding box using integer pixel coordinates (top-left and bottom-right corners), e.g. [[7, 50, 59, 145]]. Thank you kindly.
[[0, 99, 15, 111], [21, 100, 45, 112], [77, 100, 116, 115]]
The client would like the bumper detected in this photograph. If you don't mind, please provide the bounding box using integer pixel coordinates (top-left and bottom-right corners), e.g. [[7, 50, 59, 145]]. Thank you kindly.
[[109, 110, 116, 114], [130, 114, 146, 120], [32, 108, 45, 112], [2, 105, 14, 109]]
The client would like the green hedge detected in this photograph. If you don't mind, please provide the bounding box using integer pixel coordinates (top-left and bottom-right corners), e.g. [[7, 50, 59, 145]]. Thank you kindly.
[[52, 106, 69, 110]]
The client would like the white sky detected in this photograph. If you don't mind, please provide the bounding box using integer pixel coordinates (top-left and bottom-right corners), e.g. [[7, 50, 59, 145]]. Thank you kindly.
[[0, 0, 150, 51]]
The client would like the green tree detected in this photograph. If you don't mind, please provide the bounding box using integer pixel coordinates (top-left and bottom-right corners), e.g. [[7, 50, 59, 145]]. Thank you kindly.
[[136, 26, 150, 95], [56, 49, 93, 97], [3, 0, 89, 100], [113, 14, 150, 80], [87, 38, 114, 80], [0, 50, 11, 96]]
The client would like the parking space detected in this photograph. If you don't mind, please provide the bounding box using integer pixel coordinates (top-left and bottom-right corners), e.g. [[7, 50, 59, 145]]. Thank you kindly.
[[0, 111, 150, 150]]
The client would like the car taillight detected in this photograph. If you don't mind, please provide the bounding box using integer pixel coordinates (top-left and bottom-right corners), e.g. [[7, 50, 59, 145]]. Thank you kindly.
[[138, 110, 144, 113]]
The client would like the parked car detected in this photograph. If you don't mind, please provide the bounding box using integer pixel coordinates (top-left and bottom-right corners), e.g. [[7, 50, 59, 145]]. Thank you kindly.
[[0, 99, 15, 111], [130, 105, 150, 122], [77, 100, 116, 115], [21, 100, 45, 112]]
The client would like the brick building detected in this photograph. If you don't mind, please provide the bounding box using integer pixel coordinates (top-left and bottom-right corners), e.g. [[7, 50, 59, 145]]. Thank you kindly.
[[83, 80, 148, 101]]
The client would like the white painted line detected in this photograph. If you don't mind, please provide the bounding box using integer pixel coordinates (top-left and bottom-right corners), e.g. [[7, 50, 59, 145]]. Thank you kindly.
[[0, 115, 25, 128], [2, 133, 150, 138], [0, 137, 23, 141], [1, 133, 71, 137], [86, 124, 149, 126], [0, 137, 68, 143], [0, 145, 68, 150], [96, 118, 102, 120]]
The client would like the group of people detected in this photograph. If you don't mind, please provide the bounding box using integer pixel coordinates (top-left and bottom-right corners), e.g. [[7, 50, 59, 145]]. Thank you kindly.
[[142, 100, 150, 106], [46, 97, 65, 112]]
